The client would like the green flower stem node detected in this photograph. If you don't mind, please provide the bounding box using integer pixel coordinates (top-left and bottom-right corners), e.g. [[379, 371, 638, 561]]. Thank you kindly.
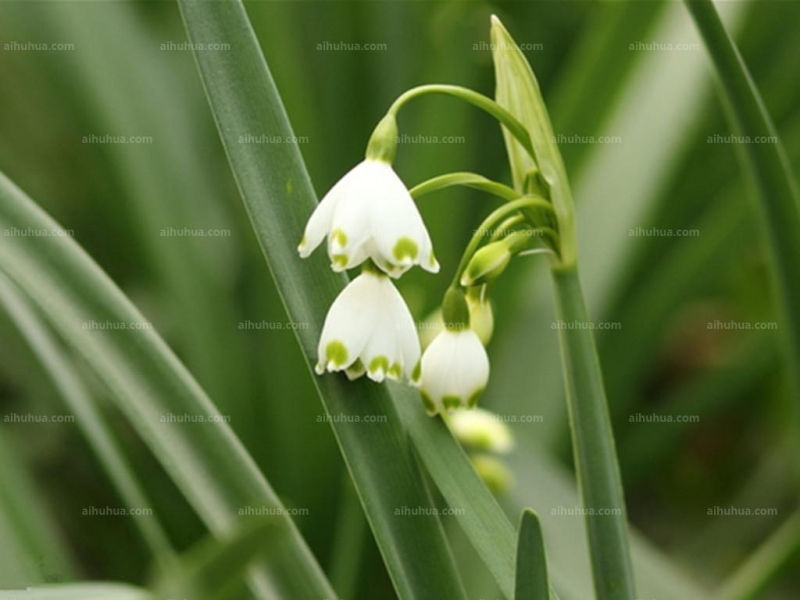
[[365, 113, 399, 163], [442, 287, 470, 331]]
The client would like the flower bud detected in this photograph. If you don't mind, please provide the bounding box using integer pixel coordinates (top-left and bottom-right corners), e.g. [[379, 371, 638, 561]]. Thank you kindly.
[[460, 241, 511, 287], [470, 454, 513, 495], [448, 408, 514, 453]]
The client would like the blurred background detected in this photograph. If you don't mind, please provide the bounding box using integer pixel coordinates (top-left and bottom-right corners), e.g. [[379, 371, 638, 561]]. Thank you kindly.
[[0, 0, 798, 598]]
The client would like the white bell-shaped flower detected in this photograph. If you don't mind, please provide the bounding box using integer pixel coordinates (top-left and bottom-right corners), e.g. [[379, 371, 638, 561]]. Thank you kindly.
[[298, 159, 439, 278], [418, 328, 490, 414], [315, 269, 420, 383]]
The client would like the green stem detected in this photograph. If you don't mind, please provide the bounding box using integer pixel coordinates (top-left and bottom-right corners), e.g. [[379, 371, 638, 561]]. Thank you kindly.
[[715, 510, 800, 600], [410, 172, 520, 201], [451, 197, 555, 287], [388, 84, 536, 160], [550, 264, 636, 600], [685, 0, 800, 435]]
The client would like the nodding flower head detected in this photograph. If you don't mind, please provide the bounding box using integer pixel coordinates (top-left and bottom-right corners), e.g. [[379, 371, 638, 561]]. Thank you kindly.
[[315, 269, 420, 383], [298, 159, 439, 278]]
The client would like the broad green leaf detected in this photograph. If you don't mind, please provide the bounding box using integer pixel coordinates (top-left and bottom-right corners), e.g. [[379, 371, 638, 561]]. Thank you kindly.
[[0, 171, 334, 599], [515, 510, 550, 600], [175, 1, 466, 598], [0, 584, 151, 600], [0, 273, 175, 566], [684, 0, 800, 442]]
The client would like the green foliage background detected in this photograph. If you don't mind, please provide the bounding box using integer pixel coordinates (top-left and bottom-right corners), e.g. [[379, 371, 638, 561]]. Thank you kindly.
[[0, 1, 798, 598]]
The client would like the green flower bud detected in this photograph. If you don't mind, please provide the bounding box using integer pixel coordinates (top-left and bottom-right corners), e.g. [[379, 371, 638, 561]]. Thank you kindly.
[[470, 454, 514, 495], [466, 286, 494, 345], [448, 407, 514, 453], [460, 241, 511, 287]]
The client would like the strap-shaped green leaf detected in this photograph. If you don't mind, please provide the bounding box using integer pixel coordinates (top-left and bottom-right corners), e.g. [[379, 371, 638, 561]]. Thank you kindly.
[[515, 509, 549, 600], [175, 1, 466, 598], [0, 170, 335, 599]]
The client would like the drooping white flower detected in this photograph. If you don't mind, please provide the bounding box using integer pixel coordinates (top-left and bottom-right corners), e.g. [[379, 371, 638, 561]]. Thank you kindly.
[[315, 269, 420, 383], [298, 159, 439, 278], [417, 328, 490, 414]]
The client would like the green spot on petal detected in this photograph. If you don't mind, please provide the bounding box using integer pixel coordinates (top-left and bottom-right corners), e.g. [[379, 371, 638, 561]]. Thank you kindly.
[[368, 356, 390, 374], [443, 396, 462, 411], [332, 254, 348, 268], [388, 363, 403, 379], [325, 341, 349, 367], [332, 228, 348, 247], [393, 237, 419, 262]]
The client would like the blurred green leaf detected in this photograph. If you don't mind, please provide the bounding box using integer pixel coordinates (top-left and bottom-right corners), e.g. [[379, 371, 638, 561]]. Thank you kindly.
[[0, 584, 151, 600], [152, 518, 275, 600], [685, 0, 800, 414], [0, 171, 335, 599], [0, 272, 175, 567]]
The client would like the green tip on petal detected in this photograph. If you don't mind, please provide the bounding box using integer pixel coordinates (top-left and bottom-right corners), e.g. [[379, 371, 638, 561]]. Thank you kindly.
[[411, 361, 422, 385], [368, 355, 390, 376], [467, 388, 484, 409], [325, 341, 349, 368], [332, 254, 349, 269], [443, 396, 462, 412], [393, 237, 419, 263], [420, 392, 437, 416], [388, 363, 403, 380]]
